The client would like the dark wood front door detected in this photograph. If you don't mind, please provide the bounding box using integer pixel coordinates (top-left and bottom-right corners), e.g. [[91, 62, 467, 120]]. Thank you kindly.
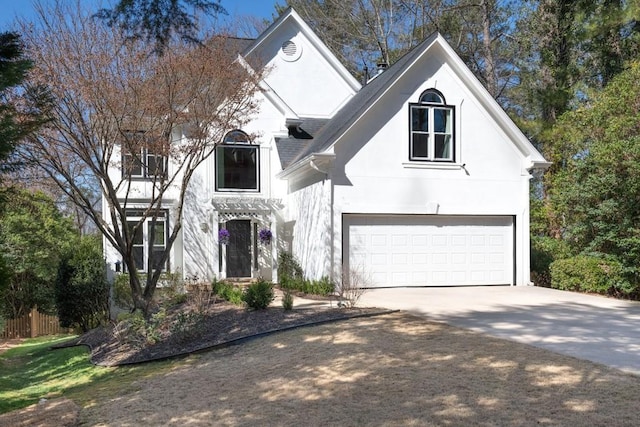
[[226, 220, 252, 277]]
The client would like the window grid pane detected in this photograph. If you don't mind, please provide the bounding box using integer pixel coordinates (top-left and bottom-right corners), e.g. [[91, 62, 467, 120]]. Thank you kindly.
[[124, 211, 168, 272], [410, 102, 453, 162], [148, 220, 166, 246], [411, 106, 429, 131], [434, 134, 452, 160], [411, 133, 429, 159]]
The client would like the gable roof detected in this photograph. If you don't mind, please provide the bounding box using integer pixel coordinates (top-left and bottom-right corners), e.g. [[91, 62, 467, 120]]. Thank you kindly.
[[281, 32, 549, 175], [241, 7, 361, 94]]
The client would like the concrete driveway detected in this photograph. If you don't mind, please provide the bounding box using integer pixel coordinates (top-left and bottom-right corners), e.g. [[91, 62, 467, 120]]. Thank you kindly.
[[359, 286, 640, 375]]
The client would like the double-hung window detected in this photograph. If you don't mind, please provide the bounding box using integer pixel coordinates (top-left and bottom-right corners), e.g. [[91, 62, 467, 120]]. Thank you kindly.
[[409, 89, 454, 162], [125, 209, 168, 272], [215, 130, 259, 192], [122, 132, 168, 179]]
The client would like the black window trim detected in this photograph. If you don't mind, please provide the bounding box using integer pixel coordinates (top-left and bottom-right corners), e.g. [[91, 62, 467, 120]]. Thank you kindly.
[[408, 89, 456, 163], [215, 130, 260, 193]]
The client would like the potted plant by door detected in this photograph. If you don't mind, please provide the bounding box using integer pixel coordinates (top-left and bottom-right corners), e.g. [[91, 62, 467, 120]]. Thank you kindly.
[[258, 228, 272, 245], [218, 228, 230, 245]]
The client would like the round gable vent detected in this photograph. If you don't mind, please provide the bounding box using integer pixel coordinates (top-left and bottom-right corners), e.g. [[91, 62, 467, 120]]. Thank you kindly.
[[280, 39, 302, 62]]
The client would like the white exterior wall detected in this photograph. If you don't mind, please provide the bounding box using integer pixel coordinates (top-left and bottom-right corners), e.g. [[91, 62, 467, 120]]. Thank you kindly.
[[256, 20, 356, 118], [325, 50, 534, 285], [285, 175, 333, 280]]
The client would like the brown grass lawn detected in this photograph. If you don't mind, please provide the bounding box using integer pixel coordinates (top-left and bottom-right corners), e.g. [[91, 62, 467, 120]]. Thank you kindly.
[[73, 312, 640, 426]]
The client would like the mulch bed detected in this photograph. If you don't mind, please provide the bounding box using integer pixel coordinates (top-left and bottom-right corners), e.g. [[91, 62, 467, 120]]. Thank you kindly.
[[55, 302, 393, 367]]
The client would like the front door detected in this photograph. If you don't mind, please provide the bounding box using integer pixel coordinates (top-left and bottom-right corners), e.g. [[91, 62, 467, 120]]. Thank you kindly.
[[226, 220, 252, 277]]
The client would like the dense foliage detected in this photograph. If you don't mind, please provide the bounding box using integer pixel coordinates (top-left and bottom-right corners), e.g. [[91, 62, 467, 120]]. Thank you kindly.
[[55, 234, 110, 332], [0, 189, 77, 318], [544, 62, 640, 295], [0, 32, 45, 177], [550, 255, 632, 296]]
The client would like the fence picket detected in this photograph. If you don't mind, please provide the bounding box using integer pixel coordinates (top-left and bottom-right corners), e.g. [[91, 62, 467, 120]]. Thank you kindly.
[[1, 308, 66, 339]]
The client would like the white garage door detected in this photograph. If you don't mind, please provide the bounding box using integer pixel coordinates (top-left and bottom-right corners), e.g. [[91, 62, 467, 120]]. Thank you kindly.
[[343, 215, 514, 287]]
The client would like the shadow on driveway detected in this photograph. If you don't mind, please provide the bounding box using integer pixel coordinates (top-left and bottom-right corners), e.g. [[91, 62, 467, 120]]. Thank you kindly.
[[360, 286, 640, 375]]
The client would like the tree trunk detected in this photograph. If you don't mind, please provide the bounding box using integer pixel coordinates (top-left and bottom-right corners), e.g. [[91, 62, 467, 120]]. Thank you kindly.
[[481, 0, 497, 97]]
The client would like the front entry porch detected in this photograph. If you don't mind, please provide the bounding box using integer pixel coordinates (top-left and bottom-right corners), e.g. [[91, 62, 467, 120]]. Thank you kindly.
[[213, 197, 282, 282]]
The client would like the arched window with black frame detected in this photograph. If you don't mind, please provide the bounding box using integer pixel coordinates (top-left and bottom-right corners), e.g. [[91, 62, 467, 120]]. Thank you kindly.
[[215, 130, 259, 191], [409, 89, 454, 162]]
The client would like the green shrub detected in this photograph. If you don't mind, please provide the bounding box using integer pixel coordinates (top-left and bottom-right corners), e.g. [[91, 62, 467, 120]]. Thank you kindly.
[[170, 311, 204, 342], [243, 279, 275, 310], [550, 255, 633, 296], [282, 290, 294, 310], [307, 276, 335, 295], [215, 282, 244, 305], [114, 273, 134, 309], [531, 236, 572, 287], [113, 308, 167, 347], [278, 252, 304, 284], [55, 235, 110, 332], [280, 275, 334, 296]]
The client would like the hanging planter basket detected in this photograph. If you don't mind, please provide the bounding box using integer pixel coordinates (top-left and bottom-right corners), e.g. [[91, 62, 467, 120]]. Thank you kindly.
[[258, 228, 272, 245], [218, 228, 230, 245]]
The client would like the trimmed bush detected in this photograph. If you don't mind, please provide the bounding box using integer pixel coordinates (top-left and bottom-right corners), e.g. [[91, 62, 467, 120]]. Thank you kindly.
[[550, 255, 632, 296], [243, 279, 274, 310]]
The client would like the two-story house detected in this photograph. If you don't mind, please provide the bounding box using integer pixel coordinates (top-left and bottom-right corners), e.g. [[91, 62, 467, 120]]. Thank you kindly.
[[104, 8, 548, 288]]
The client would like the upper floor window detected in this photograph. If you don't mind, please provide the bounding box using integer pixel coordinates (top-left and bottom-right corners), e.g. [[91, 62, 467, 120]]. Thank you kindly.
[[409, 89, 454, 162], [121, 131, 168, 179], [216, 130, 259, 192]]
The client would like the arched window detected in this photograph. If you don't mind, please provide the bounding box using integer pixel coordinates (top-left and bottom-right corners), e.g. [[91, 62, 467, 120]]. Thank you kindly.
[[216, 130, 259, 191], [419, 88, 445, 104], [409, 89, 454, 162]]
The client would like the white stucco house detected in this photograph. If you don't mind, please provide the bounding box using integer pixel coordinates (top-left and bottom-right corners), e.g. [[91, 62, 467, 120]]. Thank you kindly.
[[104, 8, 549, 288]]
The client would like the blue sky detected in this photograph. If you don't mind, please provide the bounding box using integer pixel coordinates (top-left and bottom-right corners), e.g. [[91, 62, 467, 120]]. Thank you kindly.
[[0, 0, 282, 33]]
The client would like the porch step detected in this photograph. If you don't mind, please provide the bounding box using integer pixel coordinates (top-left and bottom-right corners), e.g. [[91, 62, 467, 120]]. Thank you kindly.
[[223, 278, 257, 288]]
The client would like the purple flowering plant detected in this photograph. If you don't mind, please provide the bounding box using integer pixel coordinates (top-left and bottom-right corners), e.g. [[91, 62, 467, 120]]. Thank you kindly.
[[218, 228, 230, 245], [258, 228, 272, 244]]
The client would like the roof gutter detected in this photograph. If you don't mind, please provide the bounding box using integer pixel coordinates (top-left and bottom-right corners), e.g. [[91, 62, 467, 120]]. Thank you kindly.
[[277, 152, 336, 180]]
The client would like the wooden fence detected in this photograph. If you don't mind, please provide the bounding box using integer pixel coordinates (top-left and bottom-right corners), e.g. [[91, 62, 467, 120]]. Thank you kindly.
[[1, 308, 66, 339]]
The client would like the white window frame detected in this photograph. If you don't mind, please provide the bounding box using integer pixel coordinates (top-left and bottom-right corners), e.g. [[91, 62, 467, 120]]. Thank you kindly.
[[125, 209, 168, 272], [121, 132, 168, 179]]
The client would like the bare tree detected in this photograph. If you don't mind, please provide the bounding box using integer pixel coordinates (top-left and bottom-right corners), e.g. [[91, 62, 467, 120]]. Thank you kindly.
[[289, 0, 524, 102], [18, 1, 263, 316]]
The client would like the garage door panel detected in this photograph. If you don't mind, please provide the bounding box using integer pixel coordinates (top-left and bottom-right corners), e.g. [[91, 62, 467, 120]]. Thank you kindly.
[[344, 215, 514, 287]]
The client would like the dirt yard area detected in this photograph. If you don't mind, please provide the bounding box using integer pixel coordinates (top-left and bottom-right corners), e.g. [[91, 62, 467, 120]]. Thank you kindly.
[[77, 312, 640, 426]]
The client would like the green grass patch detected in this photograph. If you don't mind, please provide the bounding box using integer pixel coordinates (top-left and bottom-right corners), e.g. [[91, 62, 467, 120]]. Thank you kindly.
[[0, 335, 177, 414]]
